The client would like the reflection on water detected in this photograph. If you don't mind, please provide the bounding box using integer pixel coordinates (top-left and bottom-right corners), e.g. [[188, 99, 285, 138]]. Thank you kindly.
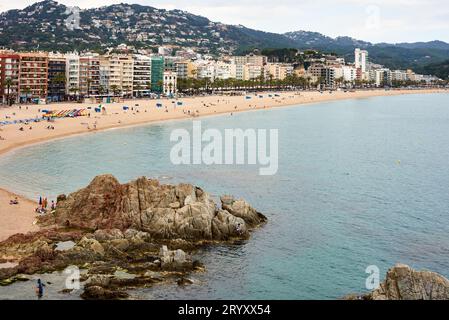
[[0, 94, 449, 299]]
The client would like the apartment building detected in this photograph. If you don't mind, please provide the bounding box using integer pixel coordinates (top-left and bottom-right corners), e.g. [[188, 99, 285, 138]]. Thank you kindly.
[[66, 52, 80, 97], [215, 61, 233, 80], [151, 56, 164, 93], [99, 56, 110, 94], [18, 52, 49, 102], [370, 68, 392, 87], [267, 63, 294, 80], [175, 60, 197, 79], [0, 51, 20, 104], [232, 54, 267, 67], [133, 54, 152, 97], [107, 54, 134, 96], [342, 65, 357, 83], [48, 53, 67, 102], [79, 54, 101, 97], [163, 71, 177, 96], [355, 48, 369, 81]]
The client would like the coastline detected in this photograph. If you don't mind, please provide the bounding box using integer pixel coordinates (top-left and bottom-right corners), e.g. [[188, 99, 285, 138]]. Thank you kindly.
[[0, 187, 39, 242], [0, 88, 447, 241]]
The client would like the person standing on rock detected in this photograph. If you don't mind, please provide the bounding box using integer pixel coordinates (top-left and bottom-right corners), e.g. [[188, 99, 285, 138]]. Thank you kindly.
[[35, 279, 45, 299]]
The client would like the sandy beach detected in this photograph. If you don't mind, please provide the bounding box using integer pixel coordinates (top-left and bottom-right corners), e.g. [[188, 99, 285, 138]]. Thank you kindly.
[[0, 88, 446, 241], [0, 188, 39, 242]]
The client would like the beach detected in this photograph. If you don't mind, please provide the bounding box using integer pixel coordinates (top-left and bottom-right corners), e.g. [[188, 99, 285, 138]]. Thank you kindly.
[[0, 88, 446, 241], [0, 188, 39, 242]]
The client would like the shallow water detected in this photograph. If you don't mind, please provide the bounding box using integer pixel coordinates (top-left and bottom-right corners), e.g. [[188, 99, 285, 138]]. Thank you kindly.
[[0, 93, 448, 299]]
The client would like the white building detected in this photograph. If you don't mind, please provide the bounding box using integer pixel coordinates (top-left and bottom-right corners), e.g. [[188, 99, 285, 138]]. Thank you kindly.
[[163, 71, 177, 96], [65, 52, 80, 96], [214, 61, 233, 80], [158, 46, 173, 56], [354, 48, 369, 73], [195, 60, 216, 81], [132, 54, 152, 97], [267, 63, 294, 80], [370, 68, 391, 87], [391, 70, 408, 82], [230, 63, 245, 80], [342, 65, 357, 83]]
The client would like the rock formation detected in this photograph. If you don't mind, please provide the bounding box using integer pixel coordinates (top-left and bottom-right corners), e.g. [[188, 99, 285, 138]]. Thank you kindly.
[[0, 175, 267, 299], [41, 175, 266, 241], [366, 264, 449, 300]]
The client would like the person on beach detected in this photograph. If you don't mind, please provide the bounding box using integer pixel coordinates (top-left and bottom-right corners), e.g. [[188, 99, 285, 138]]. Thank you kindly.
[[51, 200, 56, 211], [35, 279, 45, 299]]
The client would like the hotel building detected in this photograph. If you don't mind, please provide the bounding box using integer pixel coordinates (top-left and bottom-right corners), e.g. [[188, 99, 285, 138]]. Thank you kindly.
[[0, 51, 20, 104], [163, 71, 177, 96], [18, 52, 49, 102], [79, 54, 101, 97], [132, 54, 152, 97], [48, 53, 67, 102]]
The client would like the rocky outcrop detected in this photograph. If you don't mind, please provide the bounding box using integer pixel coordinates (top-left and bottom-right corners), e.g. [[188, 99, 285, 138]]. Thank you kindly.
[[221, 195, 267, 227], [364, 264, 449, 300], [159, 245, 192, 271], [41, 175, 266, 242], [0, 175, 267, 299]]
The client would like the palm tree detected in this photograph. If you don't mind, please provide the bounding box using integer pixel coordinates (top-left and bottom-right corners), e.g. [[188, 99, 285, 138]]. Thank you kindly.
[[87, 79, 92, 98], [51, 72, 66, 101], [98, 85, 106, 96], [134, 84, 143, 98], [69, 87, 79, 101], [4, 77, 13, 106], [22, 87, 32, 103], [156, 80, 164, 93], [110, 85, 121, 97]]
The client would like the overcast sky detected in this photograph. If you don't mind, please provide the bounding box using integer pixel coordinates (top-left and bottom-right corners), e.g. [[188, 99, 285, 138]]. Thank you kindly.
[[1, 0, 448, 43]]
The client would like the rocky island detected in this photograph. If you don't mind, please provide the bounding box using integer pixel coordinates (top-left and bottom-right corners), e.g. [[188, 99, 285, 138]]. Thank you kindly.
[[0, 175, 267, 299]]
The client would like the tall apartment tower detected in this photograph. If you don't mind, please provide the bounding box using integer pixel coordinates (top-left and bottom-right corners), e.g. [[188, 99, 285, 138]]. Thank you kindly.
[[0, 51, 20, 104], [48, 53, 67, 102], [18, 52, 49, 102], [354, 48, 368, 73]]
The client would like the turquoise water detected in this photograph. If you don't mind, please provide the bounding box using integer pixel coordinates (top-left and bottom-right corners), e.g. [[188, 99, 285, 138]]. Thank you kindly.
[[1, 93, 449, 299]]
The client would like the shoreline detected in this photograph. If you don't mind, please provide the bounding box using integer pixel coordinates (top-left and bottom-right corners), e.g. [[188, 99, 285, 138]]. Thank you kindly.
[[0, 88, 447, 241], [0, 88, 446, 158]]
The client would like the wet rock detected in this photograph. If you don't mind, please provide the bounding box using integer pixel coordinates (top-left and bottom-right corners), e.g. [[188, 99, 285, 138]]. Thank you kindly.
[[94, 229, 124, 241], [77, 237, 105, 256], [0, 274, 29, 286], [81, 285, 129, 300], [143, 271, 163, 281], [55, 241, 76, 251], [86, 274, 112, 287], [59, 288, 74, 294], [159, 245, 192, 271], [177, 277, 194, 286], [221, 195, 267, 227], [193, 260, 206, 272], [109, 239, 130, 252], [367, 264, 449, 300]]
